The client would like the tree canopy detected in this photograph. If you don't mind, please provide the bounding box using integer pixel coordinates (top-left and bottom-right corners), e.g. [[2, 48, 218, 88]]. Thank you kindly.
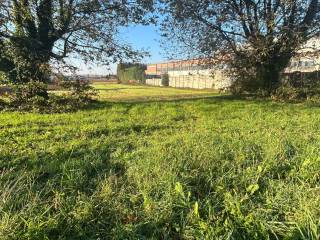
[[0, 0, 154, 83], [161, 0, 320, 93], [117, 62, 147, 83]]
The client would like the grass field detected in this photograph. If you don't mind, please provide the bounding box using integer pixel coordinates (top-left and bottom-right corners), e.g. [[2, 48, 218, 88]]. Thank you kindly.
[[93, 83, 219, 101], [0, 84, 319, 239]]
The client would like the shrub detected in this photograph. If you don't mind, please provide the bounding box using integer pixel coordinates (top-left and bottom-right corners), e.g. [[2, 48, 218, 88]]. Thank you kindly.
[[227, 53, 265, 95], [161, 73, 169, 86], [229, 76, 262, 95], [60, 77, 98, 103], [8, 81, 49, 111], [117, 63, 146, 84], [0, 77, 97, 113], [0, 98, 6, 110], [0, 72, 9, 84], [271, 86, 307, 101], [271, 77, 320, 101], [11, 81, 48, 100]]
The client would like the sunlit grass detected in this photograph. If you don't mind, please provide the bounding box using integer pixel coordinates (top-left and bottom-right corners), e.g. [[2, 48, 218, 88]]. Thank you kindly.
[[0, 85, 319, 239], [93, 83, 220, 101]]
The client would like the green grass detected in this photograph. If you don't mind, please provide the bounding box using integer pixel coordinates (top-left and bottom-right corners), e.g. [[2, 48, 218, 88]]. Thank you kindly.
[[0, 84, 320, 239], [93, 83, 219, 101]]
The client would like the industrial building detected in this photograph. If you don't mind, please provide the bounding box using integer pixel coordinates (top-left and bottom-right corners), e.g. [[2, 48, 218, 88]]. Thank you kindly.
[[145, 39, 320, 90], [145, 57, 320, 90], [145, 59, 232, 90]]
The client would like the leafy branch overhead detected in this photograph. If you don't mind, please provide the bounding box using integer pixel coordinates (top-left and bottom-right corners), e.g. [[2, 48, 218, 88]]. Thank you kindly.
[[161, 0, 320, 93], [0, 0, 155, 83]]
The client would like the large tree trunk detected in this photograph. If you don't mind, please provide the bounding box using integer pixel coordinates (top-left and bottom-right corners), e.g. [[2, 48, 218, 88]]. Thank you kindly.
[[0, 40, 16, 81], [8, 0, 54, 84], [258, 64, 281, 93], [7, 39, 52, 99], [256, 52, 292, 94], [9, 37, 53, 83]]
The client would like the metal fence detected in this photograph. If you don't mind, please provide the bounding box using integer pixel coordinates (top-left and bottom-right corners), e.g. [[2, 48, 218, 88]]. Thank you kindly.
[[169, 75, 215, 89], [283, 71, 320, 87], [145, 78, 163, 86]]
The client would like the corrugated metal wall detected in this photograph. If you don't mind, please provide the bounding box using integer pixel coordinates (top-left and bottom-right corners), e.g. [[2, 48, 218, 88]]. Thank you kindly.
[[169, 75, 215, 89], [146, 78, 163, 86], [168, 70, 231, 89], [145, 60, 232, 90], [145, 71, 232, 90]]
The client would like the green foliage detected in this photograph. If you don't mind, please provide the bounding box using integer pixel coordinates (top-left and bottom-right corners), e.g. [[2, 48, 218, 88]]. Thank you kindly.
[[8, 81, 49, 111], [0, 91, 319, 239], [60, 78, 98, 103], [271, 86, 308, 100], [1, 79, 97, 113], [0, 72, 9, 84], [270, 76, 320, 101], [160, 0, 319, 95], [0, 0, 154, 104], [117, 63, 146, 84], [161, 73, 169, 86], [0, 39, 16, 81], [0, 98, 6, 111], [228, 53, 264, 94]]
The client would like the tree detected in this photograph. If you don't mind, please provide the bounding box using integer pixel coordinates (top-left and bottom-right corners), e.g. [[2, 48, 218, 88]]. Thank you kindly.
[[117, 62, 146, 83], [160, 0, 320, 94], [0, 0, 154, 85]]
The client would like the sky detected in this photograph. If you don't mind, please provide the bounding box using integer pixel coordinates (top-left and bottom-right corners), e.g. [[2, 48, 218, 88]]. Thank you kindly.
[[75, 25, 165, 75]]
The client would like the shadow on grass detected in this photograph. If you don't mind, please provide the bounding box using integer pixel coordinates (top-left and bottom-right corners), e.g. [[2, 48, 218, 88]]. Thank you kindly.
[[83, 94, 277, 110], [81, 93, 320, 114], [97, 87, 152, 91], [0, 141, 135, 239], [3, 93, 316, 114]]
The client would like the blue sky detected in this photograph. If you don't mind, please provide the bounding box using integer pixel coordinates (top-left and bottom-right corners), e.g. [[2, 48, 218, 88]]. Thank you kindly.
[[75, 25, 165, 75]]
